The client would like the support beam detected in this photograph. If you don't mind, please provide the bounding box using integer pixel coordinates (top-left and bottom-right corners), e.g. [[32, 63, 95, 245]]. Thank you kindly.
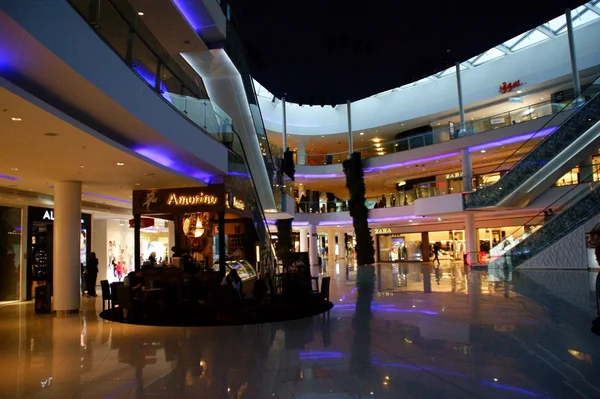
[[565, 9, 581, 96], [53, 181, 82, 314], [347, 100, 353, 157], [282, 96, 287, 151]]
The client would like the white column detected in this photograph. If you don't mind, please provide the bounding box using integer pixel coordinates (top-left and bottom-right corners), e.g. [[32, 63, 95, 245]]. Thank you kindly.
[[297, 141, 306, 165], [282, 96, 288, 151], [455, 62, 466, 131], [92, 218, 108, 283], [347, 100, 353, 157], [461, 149, 472, 192], [465, 212, 478, 266], [327, 227, 336, 263], [299, 227, 308, 253], [19, 207, 28, 301], [167, 220, 176, 262], [565, 9, 581, 96], [53, 181, 82, 313], [308, 224, 319, 277], [338, 232, 346, 260]]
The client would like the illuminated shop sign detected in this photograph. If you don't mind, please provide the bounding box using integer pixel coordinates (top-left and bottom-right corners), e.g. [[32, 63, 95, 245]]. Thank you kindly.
[[446, 172, 463, 180], [134, 185, 249, 216], [42, 210, 84, 224], [373, 228, 392, 234], [498, 79, 525, 94], [166, 192, 218, 206], [226, 192, 246, 211]]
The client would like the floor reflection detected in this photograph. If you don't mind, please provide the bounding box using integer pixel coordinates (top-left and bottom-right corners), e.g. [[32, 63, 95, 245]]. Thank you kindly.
[[0, 264, 598, 398]]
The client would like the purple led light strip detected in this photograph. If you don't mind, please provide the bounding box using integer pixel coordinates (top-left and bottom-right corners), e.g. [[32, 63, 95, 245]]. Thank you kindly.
[[296, 126, 559, 179], [0, 174, 19, 181], [318, 215, 423, 226]]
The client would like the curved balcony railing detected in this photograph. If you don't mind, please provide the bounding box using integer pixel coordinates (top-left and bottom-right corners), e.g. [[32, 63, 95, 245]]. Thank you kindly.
[[68, 0, 278, 269], [270, 89, 599, 166], [294, 162, 600, 214]]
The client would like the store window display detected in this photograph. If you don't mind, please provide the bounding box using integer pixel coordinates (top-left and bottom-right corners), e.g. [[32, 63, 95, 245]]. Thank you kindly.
[[104, 218, 172, 283], [26, 207, 91, 300]]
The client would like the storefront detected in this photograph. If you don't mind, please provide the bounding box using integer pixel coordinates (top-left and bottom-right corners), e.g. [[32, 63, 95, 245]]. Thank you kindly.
[[132, 184, 256, 273], [97, 217, 175, 284], [0, 206, 22, 302], [26, 206, 91, 300], [374, 228, 425, 262], [374, 224, 541, 264]]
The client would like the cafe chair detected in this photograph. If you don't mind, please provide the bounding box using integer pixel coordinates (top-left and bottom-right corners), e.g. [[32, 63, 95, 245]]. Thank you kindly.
[[100, 280, 111, 311]]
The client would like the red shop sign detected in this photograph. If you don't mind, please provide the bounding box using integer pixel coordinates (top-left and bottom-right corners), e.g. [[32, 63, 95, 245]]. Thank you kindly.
[[129, 218, 155, 229], [499, 79, 524, 94]]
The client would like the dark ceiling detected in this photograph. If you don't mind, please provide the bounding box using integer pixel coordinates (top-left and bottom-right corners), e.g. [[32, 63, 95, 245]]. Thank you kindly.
[[227, 0, 585, 106]]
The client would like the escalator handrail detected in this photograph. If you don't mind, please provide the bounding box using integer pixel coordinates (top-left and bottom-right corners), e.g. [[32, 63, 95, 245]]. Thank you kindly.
[[489, 76, 600, 175]]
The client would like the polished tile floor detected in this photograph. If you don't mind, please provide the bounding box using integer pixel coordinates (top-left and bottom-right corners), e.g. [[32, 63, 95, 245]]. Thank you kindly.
[[0, 263, 599, 398]]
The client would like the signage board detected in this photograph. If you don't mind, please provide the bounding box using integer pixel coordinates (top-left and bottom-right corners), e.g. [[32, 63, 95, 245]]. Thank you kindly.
[[132, 185, 249, 217]]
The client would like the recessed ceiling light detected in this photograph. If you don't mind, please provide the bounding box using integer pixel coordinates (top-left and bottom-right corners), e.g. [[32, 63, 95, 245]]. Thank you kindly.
[[480, 150, 486, 153], [137, 11, 144, 15], [117, 162, 125, 166], [10, 167, 18, 171], [44, 132, 59, 137], [540, 97, 544, 100], [77, 165, 84, 168], [11, 117, 22, 122], [437, 123, 441, 125]]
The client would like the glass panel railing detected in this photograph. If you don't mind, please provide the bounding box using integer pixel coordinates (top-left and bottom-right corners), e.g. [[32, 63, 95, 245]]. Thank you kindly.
[[294, 160, 600, 214], [69, 0, 208, 99], [275, 81, 599, 166], [492, 177, 600, 270], [487, 165, 599, 263], [225, 133, 276, 274], [464, 78, 600, 208], [70, 0, 277, 267]]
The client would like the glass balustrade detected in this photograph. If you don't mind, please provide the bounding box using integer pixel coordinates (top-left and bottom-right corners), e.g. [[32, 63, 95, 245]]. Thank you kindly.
[[294, 163, 600, 214], [276, 82, 599, 166], [68, 0, 277, 269], [491, 178, 600, 270], [465, 78, 600, 209]]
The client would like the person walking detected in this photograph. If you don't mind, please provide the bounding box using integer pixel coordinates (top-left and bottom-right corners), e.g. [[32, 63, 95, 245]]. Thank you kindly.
[[86, 252, 99, 297], [433, 243, 440, 266]]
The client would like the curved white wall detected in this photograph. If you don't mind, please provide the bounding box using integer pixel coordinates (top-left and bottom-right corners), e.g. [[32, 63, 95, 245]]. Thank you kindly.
[[259, 21, 600, 136]]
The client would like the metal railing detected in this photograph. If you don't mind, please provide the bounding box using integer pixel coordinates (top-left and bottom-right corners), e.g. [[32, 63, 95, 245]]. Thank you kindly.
[[465, 77, 600, 209], [271, 84, 599, 166], [68, 0, 278, 271]]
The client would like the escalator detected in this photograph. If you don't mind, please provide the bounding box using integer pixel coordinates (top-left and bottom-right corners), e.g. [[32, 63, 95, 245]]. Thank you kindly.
[[464, 77, 600, 209], [488, 167, 600, 270]]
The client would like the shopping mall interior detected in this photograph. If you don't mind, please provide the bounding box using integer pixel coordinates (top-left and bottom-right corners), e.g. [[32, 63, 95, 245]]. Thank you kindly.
[[1, 0, 600, 397]]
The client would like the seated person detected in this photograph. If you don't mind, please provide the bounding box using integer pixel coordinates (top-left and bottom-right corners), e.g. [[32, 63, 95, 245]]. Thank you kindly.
[[220, 269, 242, 299], [125, 269, 145, 295]]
